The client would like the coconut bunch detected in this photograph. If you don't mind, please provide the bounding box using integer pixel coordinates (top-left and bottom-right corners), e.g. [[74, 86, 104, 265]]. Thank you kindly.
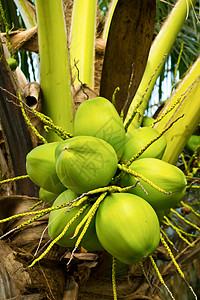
[[26, 97, 187, 265]]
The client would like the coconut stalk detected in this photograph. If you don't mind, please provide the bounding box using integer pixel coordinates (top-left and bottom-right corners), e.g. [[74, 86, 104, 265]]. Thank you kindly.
[[102, 0, 118, 41], [154, 55, 200, 165], [124, 0, 197, 131], [70, 0, 97, 88], [35, 0, 74, 141], [12, 0, 37, 28]]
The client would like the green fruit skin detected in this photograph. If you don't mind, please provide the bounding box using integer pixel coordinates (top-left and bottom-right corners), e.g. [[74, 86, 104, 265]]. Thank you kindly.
[[73, 97, 125, 160], [95, 193, 160, 265], [141, 116, 154, 127], [55, 136, 118, 194], [121, 158, 187, 212], [156, 208, 170, 221], [39, 187, 60, 206], [185, 135, 200, 154], [6, 57, 18, 71], [48, 189, 104, 251], [26, 142, 66, 194], [120, 127, 167, 163]]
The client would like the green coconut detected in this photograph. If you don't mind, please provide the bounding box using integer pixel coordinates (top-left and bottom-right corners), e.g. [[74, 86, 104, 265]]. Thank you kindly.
[[55, 136, 118, 194], [141, 116, 155, 127], [6, 57, 18, 71], [73, 97, 125, 160], [26, 142, 66, 194], [48, 189, 103, 251], [95, 193, 160, 265], [185, 135, 200, 155], [39, 187, 60, 206], [121, 158, 187, 212], [120, 127, 167, 163]]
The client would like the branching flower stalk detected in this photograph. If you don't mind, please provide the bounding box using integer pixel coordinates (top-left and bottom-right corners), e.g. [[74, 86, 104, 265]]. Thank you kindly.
[[160, 233, 198, 300], [124, 55, 167, 131], [163, 216, 195, 247], [28, 200, 43, 211], [170, 208, 200, 232], [149, 255, 175, 300], [72, 193, 108, 239], [28, 204, 89, 268], [18, 91, 47, 144], [125, 115, 184, 166], [0, 86, 73, 139], [168, 216, 197, 238], [0, 174, 29, 185], [118, 164, 171, 195], [180, 201, 200, 218], [112, 256, 118, 300], [160, 228, 178, 250], [0, 199, 80, 225], [0, 212, 48, 240]]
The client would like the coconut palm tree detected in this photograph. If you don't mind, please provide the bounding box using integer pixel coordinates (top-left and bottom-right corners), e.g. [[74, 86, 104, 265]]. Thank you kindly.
[[0, 0, 200, 299]]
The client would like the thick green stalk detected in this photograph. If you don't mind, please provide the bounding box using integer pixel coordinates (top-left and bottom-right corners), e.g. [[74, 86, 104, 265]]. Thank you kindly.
[[70, 0, 97, 88], [35, 0, 74, 141], [125, 0, 197, 131], [13, 0, 37, 28], [154, 56, 200, 165]]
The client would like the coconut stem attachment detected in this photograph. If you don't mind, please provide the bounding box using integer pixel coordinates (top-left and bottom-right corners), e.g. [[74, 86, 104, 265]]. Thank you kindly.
[[28, 204, 89, 268], [126, 115, 184, 166], [18, 91, 47, 144], [118, 164, 171, 195]]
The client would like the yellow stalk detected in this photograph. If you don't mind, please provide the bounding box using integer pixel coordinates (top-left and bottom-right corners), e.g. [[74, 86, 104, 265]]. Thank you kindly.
[[35, 0, 74, 141], [125, 0, 197, 130], [154, 56, 200, 165], [70, 0, 97, 88], [102, 0, 118, 41]]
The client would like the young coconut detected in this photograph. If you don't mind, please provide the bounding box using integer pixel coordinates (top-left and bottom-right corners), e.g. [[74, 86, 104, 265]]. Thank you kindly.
[[185, 135, 200, 155], [95, 193, 160, 265], [141, 116, 155, 127], [120, 127, 167, 163], [48, 189, 103, 251], [39, 187, 60, 206], [26, 142, 66, 194], [121, 158, 187, 212], [55, 136, 118, 194], [73, 97, 125, 160]]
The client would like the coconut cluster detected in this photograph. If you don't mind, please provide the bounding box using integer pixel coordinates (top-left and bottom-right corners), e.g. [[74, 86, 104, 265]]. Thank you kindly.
[[26, 97, 187, 265]]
